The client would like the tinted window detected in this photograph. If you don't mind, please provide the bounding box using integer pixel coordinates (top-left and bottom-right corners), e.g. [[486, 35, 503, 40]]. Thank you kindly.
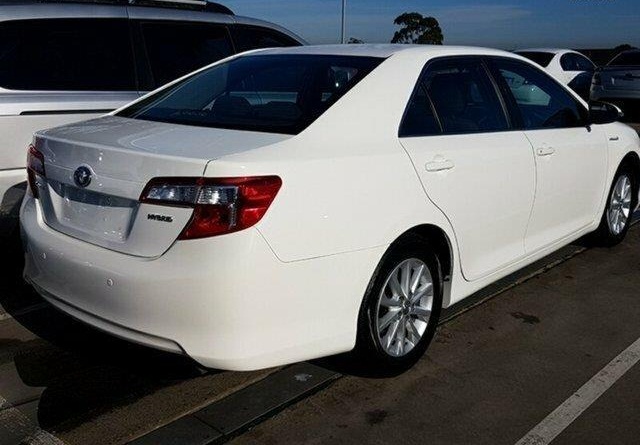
[[118, 55, 382, 135], [560, 53, 593, 71], [609, 51, 640, 66], [492, 59, 586, 130], [400, 82, 441, 137], [141, 21, 233, 87], [516, 51, 554, 68], [422, 59, 508, 134], [232, 26, 300, 52], [560, 53, 578, 71], [0, 19, 135, 91], [575, 54, 595, 71]]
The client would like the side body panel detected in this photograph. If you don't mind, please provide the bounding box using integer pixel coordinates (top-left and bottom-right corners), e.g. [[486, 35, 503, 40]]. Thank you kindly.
[[401, 132, 535, 281]]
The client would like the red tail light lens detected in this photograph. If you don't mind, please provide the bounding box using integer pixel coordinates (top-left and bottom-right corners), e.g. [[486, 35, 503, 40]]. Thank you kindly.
[[140, 176, 282, 239], [27, 144, 45, 198]]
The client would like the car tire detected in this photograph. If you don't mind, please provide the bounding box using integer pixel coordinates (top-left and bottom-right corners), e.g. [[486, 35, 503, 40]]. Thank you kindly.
[[592, 164, 637, 246], [354, 234, 443, 372]]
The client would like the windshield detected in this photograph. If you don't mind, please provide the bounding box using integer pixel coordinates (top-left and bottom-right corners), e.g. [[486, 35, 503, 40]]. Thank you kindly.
[[608, 51, 640, 66], [515, 51, 555, 68], [118, 54, 383, 135]]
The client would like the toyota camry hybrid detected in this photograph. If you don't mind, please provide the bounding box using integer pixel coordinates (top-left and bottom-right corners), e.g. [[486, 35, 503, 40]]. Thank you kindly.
[[21, 45, 640, 371]]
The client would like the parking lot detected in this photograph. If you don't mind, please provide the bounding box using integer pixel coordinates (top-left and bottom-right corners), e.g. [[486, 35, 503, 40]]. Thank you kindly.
[[1, 123, 639, 445]]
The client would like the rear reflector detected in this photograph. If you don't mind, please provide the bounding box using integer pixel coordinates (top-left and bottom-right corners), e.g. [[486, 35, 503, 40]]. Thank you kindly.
[[140, 176, 282, 239], [27, 144, 45, 198]]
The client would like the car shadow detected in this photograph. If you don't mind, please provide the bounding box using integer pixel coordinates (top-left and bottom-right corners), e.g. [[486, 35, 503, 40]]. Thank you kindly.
[[0, 215, 212, 432]]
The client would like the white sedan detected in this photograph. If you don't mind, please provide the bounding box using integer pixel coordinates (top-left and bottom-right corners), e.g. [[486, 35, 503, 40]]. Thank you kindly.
[[21, 45, 640, 371], [515, 48, 596, 99]]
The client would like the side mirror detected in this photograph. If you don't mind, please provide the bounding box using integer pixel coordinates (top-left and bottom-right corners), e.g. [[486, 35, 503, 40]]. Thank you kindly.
[[589, 101, 624, 125]]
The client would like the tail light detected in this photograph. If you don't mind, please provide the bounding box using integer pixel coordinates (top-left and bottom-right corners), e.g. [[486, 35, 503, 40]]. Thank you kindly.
[[27, 144, 45, 198], [140, 176, 282, 239]]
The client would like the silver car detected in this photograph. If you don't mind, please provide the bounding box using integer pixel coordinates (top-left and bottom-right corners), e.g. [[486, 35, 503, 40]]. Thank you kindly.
[[591, 50, 640, 119], [0, 0, 303, 242]]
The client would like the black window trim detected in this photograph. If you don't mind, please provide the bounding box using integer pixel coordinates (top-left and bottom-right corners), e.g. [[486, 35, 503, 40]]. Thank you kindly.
[[485, 55, 591, 132], [398, 55, 516, 138]]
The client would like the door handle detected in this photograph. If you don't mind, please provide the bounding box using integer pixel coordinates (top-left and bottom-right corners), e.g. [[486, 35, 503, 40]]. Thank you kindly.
[[536, 146, 556, 156], [425, 159, 455, 172]]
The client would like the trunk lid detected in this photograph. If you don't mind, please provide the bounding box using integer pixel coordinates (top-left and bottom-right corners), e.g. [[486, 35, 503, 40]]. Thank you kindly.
[[35, 116, 290, 257], [599, 66, 640, 91]]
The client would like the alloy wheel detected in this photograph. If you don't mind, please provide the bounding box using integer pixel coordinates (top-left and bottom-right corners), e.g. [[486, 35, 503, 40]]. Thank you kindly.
[[607, 174, 632, 236], [375, 258, 434, 357]]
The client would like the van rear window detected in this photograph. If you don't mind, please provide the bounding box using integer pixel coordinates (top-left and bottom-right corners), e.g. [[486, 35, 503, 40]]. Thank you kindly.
[[117, 54, 383, 135]]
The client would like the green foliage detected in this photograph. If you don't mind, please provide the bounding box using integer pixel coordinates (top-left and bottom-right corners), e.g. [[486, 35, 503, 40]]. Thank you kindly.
[[391, 12, 443, 45]]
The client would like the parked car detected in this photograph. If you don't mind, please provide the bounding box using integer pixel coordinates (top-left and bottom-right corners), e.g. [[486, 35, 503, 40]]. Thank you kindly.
[[591, 50, 640, 120], [515, 48, 596, 99], [21, 45, 640, 371], [0, 0, 303, 243]]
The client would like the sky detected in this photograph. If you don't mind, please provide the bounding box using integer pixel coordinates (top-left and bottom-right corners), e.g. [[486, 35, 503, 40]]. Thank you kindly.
[[224, 0, 640, 49]]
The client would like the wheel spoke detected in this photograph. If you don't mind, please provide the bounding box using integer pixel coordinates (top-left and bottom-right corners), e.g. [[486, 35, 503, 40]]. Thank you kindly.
[[383, 319, 401, 350], [400, 261, 411, 298], [410, 307, 431, 320], [410, 283, 433, 304], [406, 318, 421, 342], [388, 273, 404, 298], [380, 297, 401, 308], [409, 264, 425, 294], [379, 310, 400, 331], [395, 320, 406, 356]]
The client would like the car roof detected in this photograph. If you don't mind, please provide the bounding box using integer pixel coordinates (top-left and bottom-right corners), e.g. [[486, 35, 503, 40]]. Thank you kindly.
[[515, 48, 574, 55], [254, 44, 516, 59], [0, 2, 305, 43]]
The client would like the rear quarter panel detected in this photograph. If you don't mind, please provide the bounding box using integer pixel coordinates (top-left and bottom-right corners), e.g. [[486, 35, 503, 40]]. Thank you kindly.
[[203, 50, 458, 263]]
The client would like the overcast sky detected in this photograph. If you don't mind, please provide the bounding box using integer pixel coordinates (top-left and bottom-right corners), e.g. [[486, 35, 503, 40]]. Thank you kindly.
[[224, 0, 640, 49]]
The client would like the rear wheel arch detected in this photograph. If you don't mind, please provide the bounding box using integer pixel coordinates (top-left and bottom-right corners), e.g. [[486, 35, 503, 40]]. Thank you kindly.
[[386, 224, 455, 307], [620, 152, 640, 186]]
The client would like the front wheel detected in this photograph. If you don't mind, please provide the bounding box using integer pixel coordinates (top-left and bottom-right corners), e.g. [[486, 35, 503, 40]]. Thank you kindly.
[[592, 165, 637, 246], [355, 235, 443, 372]]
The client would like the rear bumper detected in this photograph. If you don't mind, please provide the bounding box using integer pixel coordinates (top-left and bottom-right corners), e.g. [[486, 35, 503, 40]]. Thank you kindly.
[[21, 194, 384, 370]]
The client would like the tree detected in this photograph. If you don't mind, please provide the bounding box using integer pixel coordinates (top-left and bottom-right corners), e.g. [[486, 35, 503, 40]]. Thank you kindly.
[[614, 44, 637, 53], [348, 37, 364, 44], [391, 12, 443, 45]]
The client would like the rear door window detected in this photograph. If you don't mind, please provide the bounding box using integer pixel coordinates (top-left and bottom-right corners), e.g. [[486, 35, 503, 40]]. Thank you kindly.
[[420, 58, 509, 135], [139, 21, 234, 88], [0, 19, 135, 91], [232, 25, 301, 52]]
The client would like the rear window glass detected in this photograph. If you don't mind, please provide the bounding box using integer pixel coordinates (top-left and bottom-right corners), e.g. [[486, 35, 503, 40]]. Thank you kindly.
[[0, 19, 135, 91], [515, 52, 554, 68], [609, 51, 640, 66], [118, 55, 383, 135]]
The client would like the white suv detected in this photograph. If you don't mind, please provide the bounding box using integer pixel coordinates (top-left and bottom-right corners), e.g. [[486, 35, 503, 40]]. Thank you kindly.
[[0, 0, 303, 241]]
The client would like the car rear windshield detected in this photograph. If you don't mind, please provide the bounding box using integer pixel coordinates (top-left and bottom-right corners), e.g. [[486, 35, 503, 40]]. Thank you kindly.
[[608, 51, 640, 66], [118, 54, 383, 135], [515, 52, 554, 68]]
